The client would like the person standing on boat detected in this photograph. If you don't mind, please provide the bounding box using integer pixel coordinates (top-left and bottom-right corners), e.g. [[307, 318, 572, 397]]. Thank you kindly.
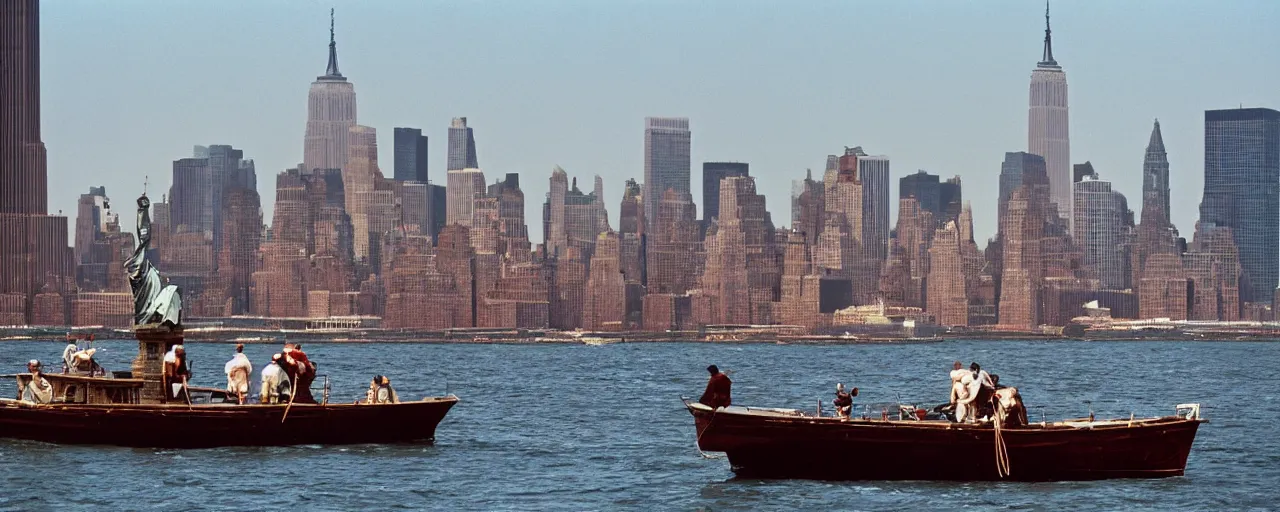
[[282, 343, 317, 404], [833, 383, 856, 417], [965, 362, 996, 420], [224, 343, 252, 404], [20, 360, 53, 404], [260, 353, 291, 404], [949, 361, 971, 420], [163, 345, 191, 403], [699, 365, 732, 409]]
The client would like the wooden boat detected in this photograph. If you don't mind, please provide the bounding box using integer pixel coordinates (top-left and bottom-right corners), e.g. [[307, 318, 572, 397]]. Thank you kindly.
[[0, 394, 457, 449], [0, 192, 460, 449], [685, 400, 1204, 481], [2, 370, 458, 448]]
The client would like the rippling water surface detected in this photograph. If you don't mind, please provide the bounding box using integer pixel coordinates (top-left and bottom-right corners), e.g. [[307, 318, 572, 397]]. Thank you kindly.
[[0, 339, 1275, 510]]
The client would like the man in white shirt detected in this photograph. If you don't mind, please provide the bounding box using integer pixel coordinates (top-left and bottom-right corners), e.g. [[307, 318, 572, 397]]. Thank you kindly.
[[259, 354, 291, 404], [964, 362, 996, 420], [224, 343, 252, 404]]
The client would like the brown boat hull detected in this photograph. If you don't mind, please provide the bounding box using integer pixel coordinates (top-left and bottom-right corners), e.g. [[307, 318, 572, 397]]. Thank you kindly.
[[0, 397, 458, 448], [688, 403, 1202, 481]]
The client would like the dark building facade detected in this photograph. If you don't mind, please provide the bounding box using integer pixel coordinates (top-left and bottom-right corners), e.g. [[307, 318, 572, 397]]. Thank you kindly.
[[0, 0, 74, 325], [0, 0, 45, 215], [392, 127, 429, 182], [900, 170, 940, 220], [701, 162, 749, 223], [939, 176, 963, 224], [1199, 108, 1280, 303], [428, 183, 447, 242]]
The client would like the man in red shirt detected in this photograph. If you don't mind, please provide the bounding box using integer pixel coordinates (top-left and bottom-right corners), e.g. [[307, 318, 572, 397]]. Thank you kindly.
[[699, 365, 732, 409], [282, 343, 317, 404]]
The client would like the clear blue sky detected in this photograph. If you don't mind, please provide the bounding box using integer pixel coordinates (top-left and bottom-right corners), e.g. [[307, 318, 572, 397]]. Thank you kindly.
[[40, 0, 1280, 244]]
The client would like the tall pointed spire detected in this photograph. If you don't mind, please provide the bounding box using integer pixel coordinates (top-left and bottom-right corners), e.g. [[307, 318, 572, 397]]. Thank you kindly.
[[1039, 0, 1057, 66], [324, 8, 343, 78], [1147, 118, 1165, 151], [1142, 118, 1171, 226]]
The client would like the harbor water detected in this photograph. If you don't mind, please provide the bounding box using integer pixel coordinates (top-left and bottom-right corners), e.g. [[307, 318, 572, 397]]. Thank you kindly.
[[0, 339, 1275, 510]]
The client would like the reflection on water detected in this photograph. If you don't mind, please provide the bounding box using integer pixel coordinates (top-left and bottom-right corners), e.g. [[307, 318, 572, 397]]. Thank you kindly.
[[0, 339, 1276, 510]]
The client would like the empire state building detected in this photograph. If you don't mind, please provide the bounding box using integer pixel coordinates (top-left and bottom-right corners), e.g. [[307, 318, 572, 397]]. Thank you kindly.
[[302, 10, 357, 173], [1027, 2, 1070, 225]]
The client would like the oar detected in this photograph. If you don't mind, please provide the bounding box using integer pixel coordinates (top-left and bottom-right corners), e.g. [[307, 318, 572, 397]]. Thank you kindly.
[[180, 376, 193, 410], [280, 375, 298, 423]]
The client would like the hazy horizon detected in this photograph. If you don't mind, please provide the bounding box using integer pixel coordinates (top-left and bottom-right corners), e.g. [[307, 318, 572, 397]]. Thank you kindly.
[[40, 0, 1280, 244]]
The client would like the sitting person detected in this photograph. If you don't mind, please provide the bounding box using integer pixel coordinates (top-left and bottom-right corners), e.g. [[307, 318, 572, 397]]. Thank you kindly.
[[993, 387, 1029, 428], [364, 375, 399, 404], [20, 360, 53, 404], [698, 365, 732, 409], [833, 383, 857, 417], [62, 343, 102, 376]]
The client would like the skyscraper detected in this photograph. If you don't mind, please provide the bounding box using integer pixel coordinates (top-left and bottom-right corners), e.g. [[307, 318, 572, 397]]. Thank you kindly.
[[343, 125, 380, 261], [998, 152, 1047, 238], [900, 171, 941, 220], [1, 0, 45, 215], [1073, 170, 1128, 290], [544, 169, 607, 259], [302, 10, 357, 173], [446, 168, 487, 228], [427, 184, 447, 242], [393, 127, 429, 183], [939, 176, 964, 224], [701, 162, 749, 223], [1141, 120, 1171, 225], [856, 149, 891, 262], [447, 117, 479, 171], [1199, 107, 1280, 304], [643, 117, 691, 232], [1027, 3, 1071, 224], [0, 0, 74, 325]]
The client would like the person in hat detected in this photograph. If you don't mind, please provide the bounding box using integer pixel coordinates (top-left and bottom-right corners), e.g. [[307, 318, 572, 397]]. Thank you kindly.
[[698, 365, 732, 409], [259, 353, 291, 404], [833, 383, 857, 418], [20, 360, 53, 404], [282, 343, 316, 404], [364, 375, 399, 404]]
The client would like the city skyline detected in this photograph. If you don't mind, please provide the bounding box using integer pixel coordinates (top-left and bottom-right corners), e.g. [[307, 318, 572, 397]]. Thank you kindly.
[[37, 1, 1280, 246], [4, 0, 1280, 330]]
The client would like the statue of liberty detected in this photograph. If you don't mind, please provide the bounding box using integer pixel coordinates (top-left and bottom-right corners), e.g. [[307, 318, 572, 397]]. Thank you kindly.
[[124, 193, 182, 327]]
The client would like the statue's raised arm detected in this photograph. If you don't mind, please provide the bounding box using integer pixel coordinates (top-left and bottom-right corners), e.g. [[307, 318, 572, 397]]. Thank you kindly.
[[124, 193, 183, 328]]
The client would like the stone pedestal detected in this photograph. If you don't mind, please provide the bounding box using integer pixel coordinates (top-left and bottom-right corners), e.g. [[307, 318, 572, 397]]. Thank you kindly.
[[131, 324, 184, 404]]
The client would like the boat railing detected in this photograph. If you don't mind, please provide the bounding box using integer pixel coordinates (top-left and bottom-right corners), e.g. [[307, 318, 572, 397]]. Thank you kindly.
[[1175, 403, 1202, 420], [320, 375, 330, 405]]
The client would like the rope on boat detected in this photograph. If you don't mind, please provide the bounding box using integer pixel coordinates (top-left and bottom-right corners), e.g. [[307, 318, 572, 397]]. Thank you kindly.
[[695, 407, 724, 459], [993, 400, 1011, 478]]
